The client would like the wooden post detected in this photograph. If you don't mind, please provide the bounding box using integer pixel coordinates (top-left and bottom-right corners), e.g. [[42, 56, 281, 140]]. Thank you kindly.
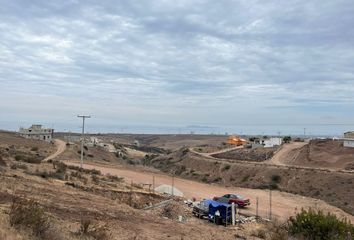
[[153, 175, 155, 194], [231, 203, 236, 225], [256, 197, 259, 218]]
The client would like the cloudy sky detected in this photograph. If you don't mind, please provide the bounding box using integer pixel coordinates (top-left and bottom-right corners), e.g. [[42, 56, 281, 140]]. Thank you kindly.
[[1, 0, 354, 135]]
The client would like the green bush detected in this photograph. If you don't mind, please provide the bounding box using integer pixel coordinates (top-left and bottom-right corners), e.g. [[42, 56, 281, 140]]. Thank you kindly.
[[288, 208, 354, 240]]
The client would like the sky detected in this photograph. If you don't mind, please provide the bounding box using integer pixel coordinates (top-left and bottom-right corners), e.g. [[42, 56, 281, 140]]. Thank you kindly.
[[1, 0, 354, 135]]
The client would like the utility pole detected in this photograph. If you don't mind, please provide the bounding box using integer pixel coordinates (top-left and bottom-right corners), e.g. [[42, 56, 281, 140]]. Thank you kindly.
[[77, 115, 91, 169], [304, 128, 306, 138]]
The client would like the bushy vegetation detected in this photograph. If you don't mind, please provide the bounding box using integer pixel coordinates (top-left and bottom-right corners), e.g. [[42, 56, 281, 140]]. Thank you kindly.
[[288, 208, 354, 240], [9, 197, 50, 238], [10, 163, 28, 170], [77, 218, 110, 239], [222, 164, 231, 171], [282, 136, 292, 143], [14, 154, 43, 164], [0, 156, 6, 166], [30, 147, 38, 151]]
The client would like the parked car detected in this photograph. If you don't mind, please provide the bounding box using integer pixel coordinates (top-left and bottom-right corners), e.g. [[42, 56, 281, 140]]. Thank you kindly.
[[213, 194, 250, 207]]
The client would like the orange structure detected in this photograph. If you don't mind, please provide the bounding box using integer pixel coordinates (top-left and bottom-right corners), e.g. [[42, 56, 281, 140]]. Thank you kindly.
[[227, 136, 247, 146]]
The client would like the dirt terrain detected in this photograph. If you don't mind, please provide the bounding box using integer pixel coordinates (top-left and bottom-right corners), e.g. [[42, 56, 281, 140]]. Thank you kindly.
[[277, 140, 354, 170], [212, 147, 278, 162], [0, 132, 268, 240], [267, 142, 307, 166], [151, 148, 354, 216], [2, 131, 354, 239], [65, 160, 354, 223], [43, 139, 67, 162], [56, 133, 227, 150]]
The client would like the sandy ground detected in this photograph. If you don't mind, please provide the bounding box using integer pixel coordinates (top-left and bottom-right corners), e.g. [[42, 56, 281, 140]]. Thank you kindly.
[[65, 160, 354, 223], [43, 139, 66, 162]]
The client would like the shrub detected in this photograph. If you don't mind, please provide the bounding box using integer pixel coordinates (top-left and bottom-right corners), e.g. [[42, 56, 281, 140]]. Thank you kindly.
[[9, 197, 50, 238], [0, 156, 6, 166], [53, 162, 67, 174], [15, 154, 42, 164], [91, 174, 100, 184], [78, 218, 109, 239], [241, 175, 250, 183], [288, 208, 354, 240], [222, 164, 231, 171], [201, 176, 209, 183], [30, 147, 39, 151], [105, 174, 124, 182], [271, 175, 281, 184], [10, 163, 28, 170]]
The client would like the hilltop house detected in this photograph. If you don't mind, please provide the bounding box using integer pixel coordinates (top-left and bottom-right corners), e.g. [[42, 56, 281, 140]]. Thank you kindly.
[[343, 131, 354, 148], [19, 125, 54, 142], [344, 131, 354, 139]]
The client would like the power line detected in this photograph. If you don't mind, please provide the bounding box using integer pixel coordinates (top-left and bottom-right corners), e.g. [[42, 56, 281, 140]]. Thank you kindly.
[[77, 115, 91, 169]]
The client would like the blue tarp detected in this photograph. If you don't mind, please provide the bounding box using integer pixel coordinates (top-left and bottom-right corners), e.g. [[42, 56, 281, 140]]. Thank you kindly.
[[202, 199, 231, 221]]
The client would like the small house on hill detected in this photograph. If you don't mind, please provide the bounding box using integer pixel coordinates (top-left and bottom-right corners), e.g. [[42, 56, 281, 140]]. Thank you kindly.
[[344, 131, 354, 139]]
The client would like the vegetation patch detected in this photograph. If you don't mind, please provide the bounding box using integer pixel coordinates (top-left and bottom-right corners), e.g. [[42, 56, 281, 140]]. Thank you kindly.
[[288, 208, 354, 240], [9, 197, 50, 238]]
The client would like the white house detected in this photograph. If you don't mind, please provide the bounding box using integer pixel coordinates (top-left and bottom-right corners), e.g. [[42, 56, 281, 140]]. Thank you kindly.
[[343, 139, 354, 148], [19, 125, 54, 142], [262, 137, 282, 148]]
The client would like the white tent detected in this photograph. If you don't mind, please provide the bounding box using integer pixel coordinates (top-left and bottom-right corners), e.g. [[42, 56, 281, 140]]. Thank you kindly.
[[154, 184, 183, 197]]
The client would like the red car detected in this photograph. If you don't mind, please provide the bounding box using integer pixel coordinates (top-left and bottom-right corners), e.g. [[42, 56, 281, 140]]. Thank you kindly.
[[213, 194, 250, 207]]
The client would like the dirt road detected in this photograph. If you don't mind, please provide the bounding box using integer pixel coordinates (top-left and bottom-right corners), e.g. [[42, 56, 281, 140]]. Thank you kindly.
[[267, 142, 308, 165], [65, 161, 354, 222], [43, 139, 66, 162]]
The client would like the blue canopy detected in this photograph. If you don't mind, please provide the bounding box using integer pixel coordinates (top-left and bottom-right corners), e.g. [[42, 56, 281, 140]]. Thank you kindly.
[[202, 199, 231, 220], [203, 199, 230, 208]]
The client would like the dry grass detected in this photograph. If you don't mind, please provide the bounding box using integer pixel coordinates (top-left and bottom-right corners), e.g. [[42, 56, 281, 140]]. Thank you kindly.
[[0, 213, 29, 240]]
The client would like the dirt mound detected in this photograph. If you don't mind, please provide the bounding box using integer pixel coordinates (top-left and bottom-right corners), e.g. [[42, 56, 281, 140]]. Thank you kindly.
[[212, 147, 277, 161], [282, 140, 354, 170], [154, 201, 193, 220]]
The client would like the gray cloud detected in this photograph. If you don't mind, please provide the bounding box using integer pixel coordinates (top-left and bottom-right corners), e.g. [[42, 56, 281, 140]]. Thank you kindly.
[[0, 0, 354, 134]]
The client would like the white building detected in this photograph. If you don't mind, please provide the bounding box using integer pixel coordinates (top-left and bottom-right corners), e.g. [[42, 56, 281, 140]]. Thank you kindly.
[[343, 139, 354, 148], [19, 125, 54, 142], [344, 131, 354, 139], [262, 137, 282, 148]]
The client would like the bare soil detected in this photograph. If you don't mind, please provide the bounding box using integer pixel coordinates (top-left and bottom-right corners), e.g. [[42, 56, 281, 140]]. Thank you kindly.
[[151, 148, 354, 217], [269, 140, 354, 170], [212, 147, 278, 162]]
